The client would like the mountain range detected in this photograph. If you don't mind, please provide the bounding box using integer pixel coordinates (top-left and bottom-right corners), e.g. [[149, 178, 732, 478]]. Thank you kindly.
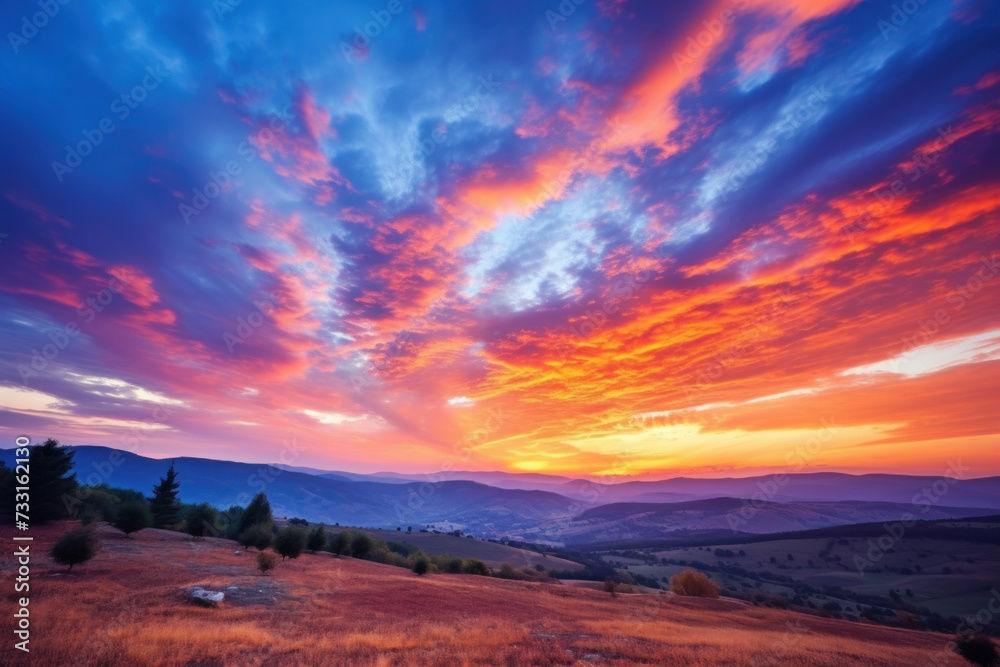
[[5, 446, 1000, 545]]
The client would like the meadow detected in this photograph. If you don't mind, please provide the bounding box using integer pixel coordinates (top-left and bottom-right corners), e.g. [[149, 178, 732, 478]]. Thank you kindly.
[[0, 521, 979, 666]]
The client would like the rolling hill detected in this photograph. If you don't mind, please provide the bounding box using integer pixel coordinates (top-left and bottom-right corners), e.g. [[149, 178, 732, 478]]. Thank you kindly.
[[548, 497, 998, 545]]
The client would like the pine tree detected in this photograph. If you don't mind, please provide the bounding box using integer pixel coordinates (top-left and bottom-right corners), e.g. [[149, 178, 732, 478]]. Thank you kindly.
[[30, 439, 78, 523], [150, 461, 181, 528], [235, 491, 273, 535]]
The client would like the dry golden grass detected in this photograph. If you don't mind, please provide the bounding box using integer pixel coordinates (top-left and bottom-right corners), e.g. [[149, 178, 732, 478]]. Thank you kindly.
[[0, 521, 973, 666]]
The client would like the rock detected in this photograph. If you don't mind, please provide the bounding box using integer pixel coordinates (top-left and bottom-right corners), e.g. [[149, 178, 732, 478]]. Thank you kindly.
[[226, 586, 239, 591], [234, 550, 242, 555], [187, 586, 224, 606]]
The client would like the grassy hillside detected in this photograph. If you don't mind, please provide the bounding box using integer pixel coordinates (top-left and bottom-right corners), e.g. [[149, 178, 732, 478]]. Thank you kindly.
[[598, 519, 1000, 630], [364, 529, 585, 570], [0, 521, 981, 665]]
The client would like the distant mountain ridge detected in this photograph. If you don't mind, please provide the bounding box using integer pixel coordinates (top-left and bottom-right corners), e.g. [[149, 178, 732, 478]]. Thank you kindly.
[[4, 446, 999, 545], [271, 464, 1000, 509], [549, 497, 998, 545]]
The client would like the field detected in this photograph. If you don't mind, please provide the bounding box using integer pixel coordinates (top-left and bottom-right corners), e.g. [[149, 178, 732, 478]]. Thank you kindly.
[[0, 521, 982, 666], [601, 528, 1000, 622], [365, 529, 585, 571]]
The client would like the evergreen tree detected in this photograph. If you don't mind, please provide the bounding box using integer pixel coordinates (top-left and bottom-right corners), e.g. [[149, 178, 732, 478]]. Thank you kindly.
[[235, 491, 273, 535], [185, 503, 220, 538], [113, 501, 152, 537], [150, 461, 181, 527], [30, 439, 78, 523]]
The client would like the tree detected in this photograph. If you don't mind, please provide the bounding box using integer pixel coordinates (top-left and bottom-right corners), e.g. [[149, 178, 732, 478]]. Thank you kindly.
[[50, 527, 99, 571], [954, 634, 999, 667], [462, 559, 490, 576], [350, 533, 373, 558], [413, 555, 430, 576], [235, 492, 273, 536], [307, 524, 326, 552], [113, 501, 152, 537], [185, 503, 219, 538], [274, 526, 307, 560], [0, 461, 13, 523], [239, 523, 273, 551], [603, 578, 617, 597], [79, 487, 120, 525], [150, 461, 181, 528], [30, 439, 79, 523], [328, 531, 352, 556], [257, 551, 277, 575]]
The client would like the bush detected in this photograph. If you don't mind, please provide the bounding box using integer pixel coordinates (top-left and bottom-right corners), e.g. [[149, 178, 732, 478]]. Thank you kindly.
[[498, 563, 520, 580], [413, 556, 430, 576], [113, 501, 152, 537], [50, 527, 99, 571], [955, 634, 1000, 667], [432, 554, 464, 573], [387, 540, 416, 557], [257, 551, 277, 575], [185, 503, 219, 538], [603, 579, 617, 596], [462, 559, 491, 576], [669, 569, 720, 598], [273, 526, 307, 560], [239, 523, 273, 551]]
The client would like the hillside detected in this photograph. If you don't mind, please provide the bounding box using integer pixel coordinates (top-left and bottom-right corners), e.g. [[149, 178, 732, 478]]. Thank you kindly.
[[364, 529, 585, 571], [552, 497, 997, 545], [0, 521, 975, 666]]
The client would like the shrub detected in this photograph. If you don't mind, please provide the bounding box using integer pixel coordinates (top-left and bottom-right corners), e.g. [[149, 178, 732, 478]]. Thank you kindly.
[[462, 559, 491, 576], [498, 563, 521, 580], [387, 540, 416, 557], [273, 526, 307, 560], [669, 569, 720, 598], [239, 523, 273, 551], [50, 527, 99, 571], [955, 634, 1000, 667], [413, 556, 430, 576], [433, 554, 464, 573], [185, 503, 219, 538], [257, 551, 277, 575], [307, 524, 326, 552], [113, 501, 152, 537]]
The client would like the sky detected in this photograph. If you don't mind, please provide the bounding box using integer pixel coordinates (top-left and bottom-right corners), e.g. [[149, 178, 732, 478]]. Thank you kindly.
[[0, 0, 998, 478]]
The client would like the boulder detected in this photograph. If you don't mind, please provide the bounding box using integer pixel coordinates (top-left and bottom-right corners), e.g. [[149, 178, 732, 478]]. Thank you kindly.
[[187, 586, 225, 607]]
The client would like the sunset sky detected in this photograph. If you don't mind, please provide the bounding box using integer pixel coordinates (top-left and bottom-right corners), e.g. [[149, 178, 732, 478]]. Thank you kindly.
[[1, 0, 998, 478]]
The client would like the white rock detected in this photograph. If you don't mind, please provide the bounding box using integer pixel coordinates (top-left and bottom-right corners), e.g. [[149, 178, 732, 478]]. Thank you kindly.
[[187, 587, 224, 606]]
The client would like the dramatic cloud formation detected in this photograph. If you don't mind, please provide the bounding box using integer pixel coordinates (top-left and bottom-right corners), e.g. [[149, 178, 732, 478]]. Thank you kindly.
[[1, 0, 998, 476]]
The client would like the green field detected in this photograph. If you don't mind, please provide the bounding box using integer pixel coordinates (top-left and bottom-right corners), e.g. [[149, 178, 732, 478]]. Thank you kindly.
[[366, 529, 586, 571]]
